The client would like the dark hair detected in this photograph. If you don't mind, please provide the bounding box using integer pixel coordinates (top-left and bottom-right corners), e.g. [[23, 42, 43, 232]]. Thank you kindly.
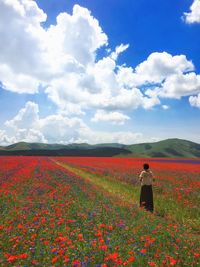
[[143, 163, 149, 170]]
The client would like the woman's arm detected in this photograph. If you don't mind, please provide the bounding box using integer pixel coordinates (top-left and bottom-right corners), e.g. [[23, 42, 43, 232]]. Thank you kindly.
[[139, 171, 143, 183]]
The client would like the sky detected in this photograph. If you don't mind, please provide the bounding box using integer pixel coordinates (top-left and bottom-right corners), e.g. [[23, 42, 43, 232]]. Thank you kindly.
[[0, 0, 200, 145]]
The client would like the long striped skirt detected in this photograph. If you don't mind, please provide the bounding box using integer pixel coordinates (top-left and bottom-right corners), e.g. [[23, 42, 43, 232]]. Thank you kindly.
[[140, 185, 154, 213]]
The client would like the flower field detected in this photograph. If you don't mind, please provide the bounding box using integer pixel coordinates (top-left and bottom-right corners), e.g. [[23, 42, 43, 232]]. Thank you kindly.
[[0, 156, 199, 266]]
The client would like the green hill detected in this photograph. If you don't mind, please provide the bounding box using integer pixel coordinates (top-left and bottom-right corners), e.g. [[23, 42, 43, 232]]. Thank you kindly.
[[0, 138, 199, 157], [0, 142, 126, 151], [125, 138, 200, 158], [3, 142, 96, 151], [5, 142, 67, 151]]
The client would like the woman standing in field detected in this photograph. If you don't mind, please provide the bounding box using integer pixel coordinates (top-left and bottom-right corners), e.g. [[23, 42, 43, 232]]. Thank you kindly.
[[139, 163, 154, 213]]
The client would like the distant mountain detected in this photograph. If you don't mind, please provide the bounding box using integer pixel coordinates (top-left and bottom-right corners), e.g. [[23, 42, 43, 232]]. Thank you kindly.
[[0, 139, 199, 157], [0, 141, 124, 151], [125, 138, 200, 158], [0, 141, 130, 156], [3, 142, 80, 151]]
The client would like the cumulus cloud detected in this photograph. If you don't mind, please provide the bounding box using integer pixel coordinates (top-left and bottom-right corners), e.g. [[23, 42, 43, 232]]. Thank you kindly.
[[46, 51, 188, 114], [183, 0, 200, 24], [15, 129, 47, 143], [4, 101, 46, 143], [134, 52, 194, 84], [3, 0, 197, 115], [79, 127, 145, 144], [115, 52, 200, 108], [0, 129, 16, 145], [45, 4, 108, 68], [110, 44, 129, 61], [0, 0, 107, 93], [142, 95, 160, 109], [5, 101, 39, 129], [0, 64, 40, 94], [145, 72, 200, 101], [1, 101, 152, 145], [39, 114, 85, 144], [139, 55, 200, 102], [189, 93, 200, 108], [159, 73, 200, 99], [0, 0, 200, 146], [4, 101, 84, 144], [44, 50, 200, 111], [1, 1, 199, 109], [0, 0, 47, 93], [91, 110, 130, 124], [162, 105, 169, 110]]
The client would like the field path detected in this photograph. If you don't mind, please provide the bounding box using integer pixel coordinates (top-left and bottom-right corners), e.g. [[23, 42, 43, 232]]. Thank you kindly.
[[53, 159, 200, 233], [53, 159, 139, 207]]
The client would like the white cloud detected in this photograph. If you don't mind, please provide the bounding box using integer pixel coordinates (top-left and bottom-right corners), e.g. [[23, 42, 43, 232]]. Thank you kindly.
[[2, 1, 190, 115], [45, 57, 148, 114], [162, 105, 169, 110], [0, 1, 108, 93], [5, 101, 39, 129], [0, 0, 48, 92], [4, 101, 47, 143], [14, 128, 47, 143], [0, 0, 200, 145], [189, 93, 200, 108], [91, 109, 130, 124], [139, 56, 200, 104], [159, 72, 200, 99], [142, 95, 160, 109], [0, 129, 16, 145], [116, 66, 143, 88], [45, 4, 108, 68], [116, 52, 198, 106], [91, 88, 144, 110], [183, 0, 200, 24], [4, 101, 86, 144], [110, 44, 129, 61], [134, 52, 194, 84], [39, 114, 85, 144], [0, 64, 40, 94], [79, 127, 145, 144], [1, 101, 149, 145]]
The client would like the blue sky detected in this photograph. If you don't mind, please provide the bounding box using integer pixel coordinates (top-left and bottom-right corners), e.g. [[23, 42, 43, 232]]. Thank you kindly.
[[0, 0, 200, 145]]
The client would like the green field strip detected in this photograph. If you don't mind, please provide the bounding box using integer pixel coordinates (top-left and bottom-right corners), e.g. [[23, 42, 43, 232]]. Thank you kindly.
[[54, 160, 200, 232], [54, 161, 139, 205]]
